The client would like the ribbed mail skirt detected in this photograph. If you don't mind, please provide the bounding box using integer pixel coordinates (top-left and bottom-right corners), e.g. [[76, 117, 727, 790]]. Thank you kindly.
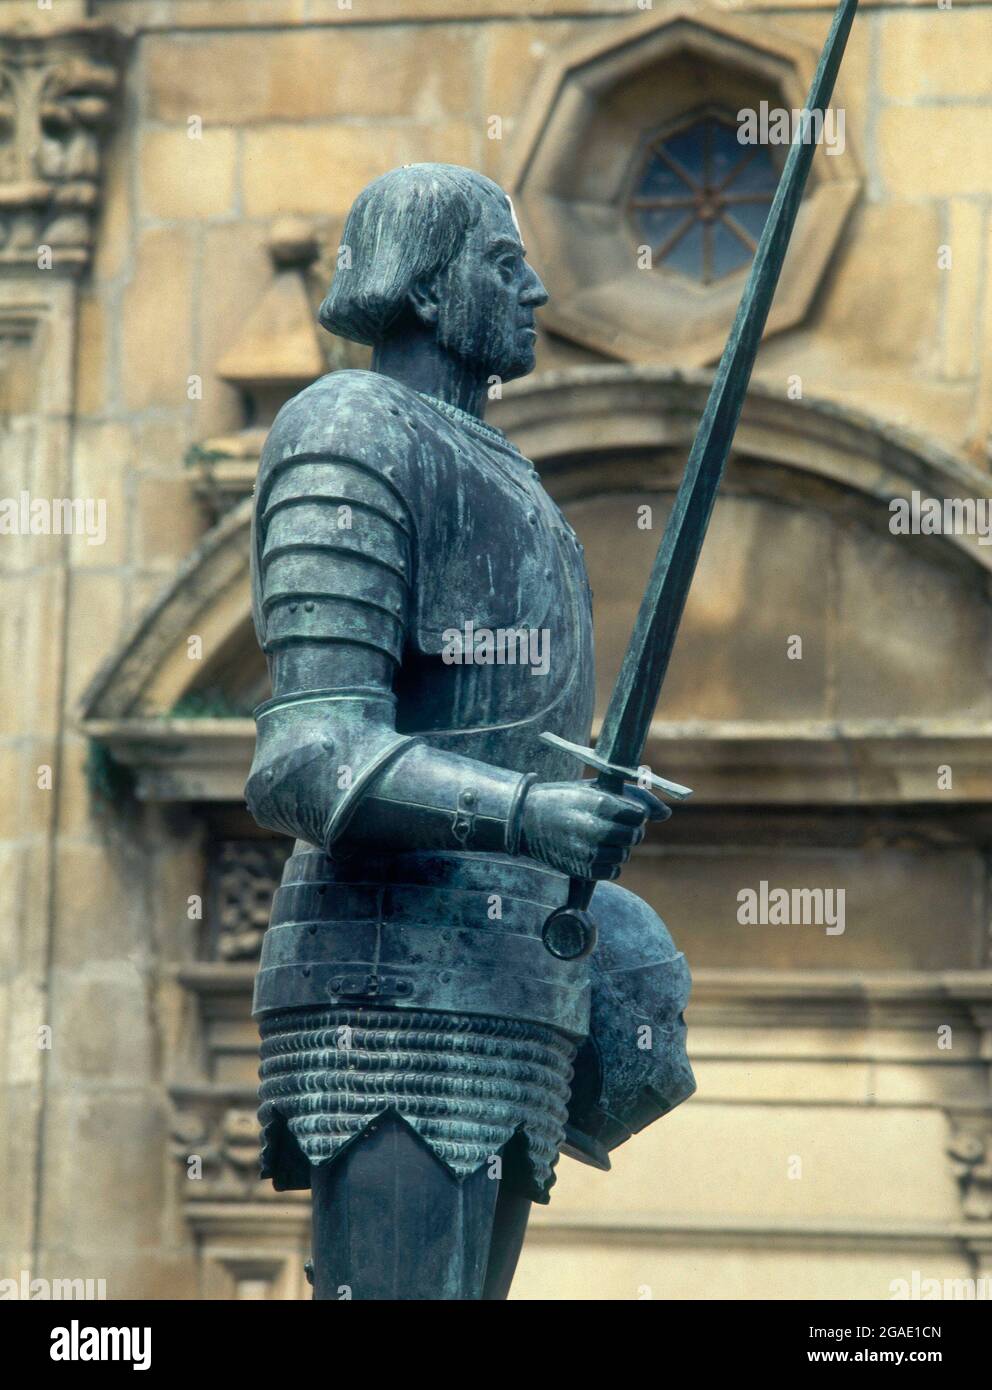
[[257, 1004, 576, 1202]]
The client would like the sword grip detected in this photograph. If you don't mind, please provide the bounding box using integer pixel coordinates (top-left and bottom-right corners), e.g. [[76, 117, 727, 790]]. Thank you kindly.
[[539, 766, 622, 960]]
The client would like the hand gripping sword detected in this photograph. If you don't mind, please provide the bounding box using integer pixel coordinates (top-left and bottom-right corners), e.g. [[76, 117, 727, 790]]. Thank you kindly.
[[538, 0, 859, 961]]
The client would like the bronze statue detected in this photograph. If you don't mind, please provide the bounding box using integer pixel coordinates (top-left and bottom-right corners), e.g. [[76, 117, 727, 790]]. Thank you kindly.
[[244, 164, 693, 1299], [243, 0, 856, 1299]]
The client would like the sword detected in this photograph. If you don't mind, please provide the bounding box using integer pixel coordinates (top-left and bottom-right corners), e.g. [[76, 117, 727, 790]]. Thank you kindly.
[[538, 0, 859, 961]]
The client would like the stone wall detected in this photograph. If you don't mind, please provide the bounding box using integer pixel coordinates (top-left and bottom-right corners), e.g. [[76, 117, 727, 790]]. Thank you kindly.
[[3, 0, 992, 1300]]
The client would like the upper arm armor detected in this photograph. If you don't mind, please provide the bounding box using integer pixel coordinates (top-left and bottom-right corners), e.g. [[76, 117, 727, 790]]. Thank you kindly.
[[245, 370, 532, 855], [246, 373, 421, 846], [258, 461, 411, 664]]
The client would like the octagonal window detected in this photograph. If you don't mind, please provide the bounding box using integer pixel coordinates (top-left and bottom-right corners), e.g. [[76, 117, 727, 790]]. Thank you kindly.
[[629, 113, 780, 285]]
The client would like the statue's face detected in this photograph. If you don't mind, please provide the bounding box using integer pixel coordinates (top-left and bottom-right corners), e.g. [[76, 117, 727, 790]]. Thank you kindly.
[[435, 192, 549, 384]]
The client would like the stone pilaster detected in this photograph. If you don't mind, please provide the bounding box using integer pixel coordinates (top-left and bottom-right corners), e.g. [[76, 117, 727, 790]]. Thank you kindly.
[[0, 16, 126, 1287]]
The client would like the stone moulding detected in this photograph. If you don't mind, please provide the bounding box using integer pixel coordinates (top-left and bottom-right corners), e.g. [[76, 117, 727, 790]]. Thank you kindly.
[[79, 714, 992, 809], [176, 960, 992, 1026], [188, 366, 992, 562], [169, 959, 992, 1245], [79, 366, 992, 766], [80, 496, 252, 721]]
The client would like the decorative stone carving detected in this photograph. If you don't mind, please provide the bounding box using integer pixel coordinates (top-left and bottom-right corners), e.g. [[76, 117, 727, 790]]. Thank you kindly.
[[209, 840, 291, 962], [170, 1100, 303, 1203], [0, 23, 124, 272], [179, 220, 336, 524], [216, 217, 327, 415], [947, 1116, 992, 1221]]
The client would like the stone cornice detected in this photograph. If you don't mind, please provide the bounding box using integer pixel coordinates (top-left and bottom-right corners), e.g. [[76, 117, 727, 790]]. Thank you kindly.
[[83, 714, 992, 808], [173, 960, 992, 1028], [179, 1197, 992, 1265], [688, 968, 992, 1029], [83, 0, 992, 34], [525, 1211, 992, 1257]]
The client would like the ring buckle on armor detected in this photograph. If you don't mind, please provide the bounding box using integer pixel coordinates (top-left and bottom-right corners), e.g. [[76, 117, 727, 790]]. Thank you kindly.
[[328, 972, 412, 1000], [452, 786, 478, 844]]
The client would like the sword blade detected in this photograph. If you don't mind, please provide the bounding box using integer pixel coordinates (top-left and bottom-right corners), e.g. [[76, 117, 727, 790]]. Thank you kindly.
[[595, 0, 858, 779]]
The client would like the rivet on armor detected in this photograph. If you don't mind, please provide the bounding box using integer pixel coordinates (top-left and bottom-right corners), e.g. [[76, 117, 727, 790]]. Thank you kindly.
[[304, 601, 315, 612], [527, 511, 537, 524]]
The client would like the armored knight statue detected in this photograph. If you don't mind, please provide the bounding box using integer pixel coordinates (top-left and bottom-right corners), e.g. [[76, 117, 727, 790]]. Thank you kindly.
[[245, 163, 695, 1300]]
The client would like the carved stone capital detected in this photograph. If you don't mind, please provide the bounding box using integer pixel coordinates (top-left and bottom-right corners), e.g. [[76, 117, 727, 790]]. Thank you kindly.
[[170, 1091, 308, 1206], [946, 1113, 992, 1221], [0, 22, 125, 273]]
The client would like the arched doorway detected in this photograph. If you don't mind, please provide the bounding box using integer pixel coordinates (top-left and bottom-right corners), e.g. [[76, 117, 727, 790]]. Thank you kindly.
[[81, 368, 992, 1298]]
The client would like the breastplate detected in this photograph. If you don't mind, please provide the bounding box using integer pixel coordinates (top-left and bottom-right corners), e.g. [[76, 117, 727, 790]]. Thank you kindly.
[[397, 415, 596, 782]]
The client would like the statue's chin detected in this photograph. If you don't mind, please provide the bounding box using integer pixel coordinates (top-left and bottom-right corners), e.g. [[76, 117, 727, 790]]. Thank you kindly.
[[497, 350, 536, 385]]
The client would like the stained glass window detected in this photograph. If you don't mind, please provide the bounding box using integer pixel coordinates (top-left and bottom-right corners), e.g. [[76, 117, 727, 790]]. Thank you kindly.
[[629, 114, 780, 285]]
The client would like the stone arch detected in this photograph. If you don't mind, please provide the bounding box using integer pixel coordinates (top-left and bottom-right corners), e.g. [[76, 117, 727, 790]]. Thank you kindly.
[[80, 366, 992, 736], [80, 497, 254, 721], [498, 367, 992, 578], [498, 368, 992, 732]]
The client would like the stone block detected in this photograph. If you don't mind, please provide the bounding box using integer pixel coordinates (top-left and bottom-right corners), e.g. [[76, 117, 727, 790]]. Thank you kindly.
[[139, 127, 237, 221]]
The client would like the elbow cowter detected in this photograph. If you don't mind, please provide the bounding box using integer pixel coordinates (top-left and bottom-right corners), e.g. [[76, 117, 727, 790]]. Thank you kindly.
[[245, 739, 338, 848], [244, 691, 415, 850]]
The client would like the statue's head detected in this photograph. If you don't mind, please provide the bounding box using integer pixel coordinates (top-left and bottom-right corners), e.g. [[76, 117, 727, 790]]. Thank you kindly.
[[320, 164, 548, 385]]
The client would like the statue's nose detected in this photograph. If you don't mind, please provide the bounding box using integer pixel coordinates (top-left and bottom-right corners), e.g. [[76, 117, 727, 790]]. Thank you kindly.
[[521, 271, 549, 308]]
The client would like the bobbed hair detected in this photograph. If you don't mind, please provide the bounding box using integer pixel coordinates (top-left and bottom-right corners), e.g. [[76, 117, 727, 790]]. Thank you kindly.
[[319, 164, 509, 347]]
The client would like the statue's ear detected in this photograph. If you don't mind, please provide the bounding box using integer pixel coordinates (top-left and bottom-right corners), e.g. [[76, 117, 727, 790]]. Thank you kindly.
[[406, 279, 440, 328]]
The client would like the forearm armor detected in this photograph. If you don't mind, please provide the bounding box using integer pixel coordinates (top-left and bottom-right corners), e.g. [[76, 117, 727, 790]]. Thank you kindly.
[[246, 690, 536, 854]]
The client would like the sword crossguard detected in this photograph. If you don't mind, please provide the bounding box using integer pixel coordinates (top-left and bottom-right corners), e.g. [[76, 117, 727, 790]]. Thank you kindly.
[[536, 732, 693, 960], [538, 731, 694, 801]]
